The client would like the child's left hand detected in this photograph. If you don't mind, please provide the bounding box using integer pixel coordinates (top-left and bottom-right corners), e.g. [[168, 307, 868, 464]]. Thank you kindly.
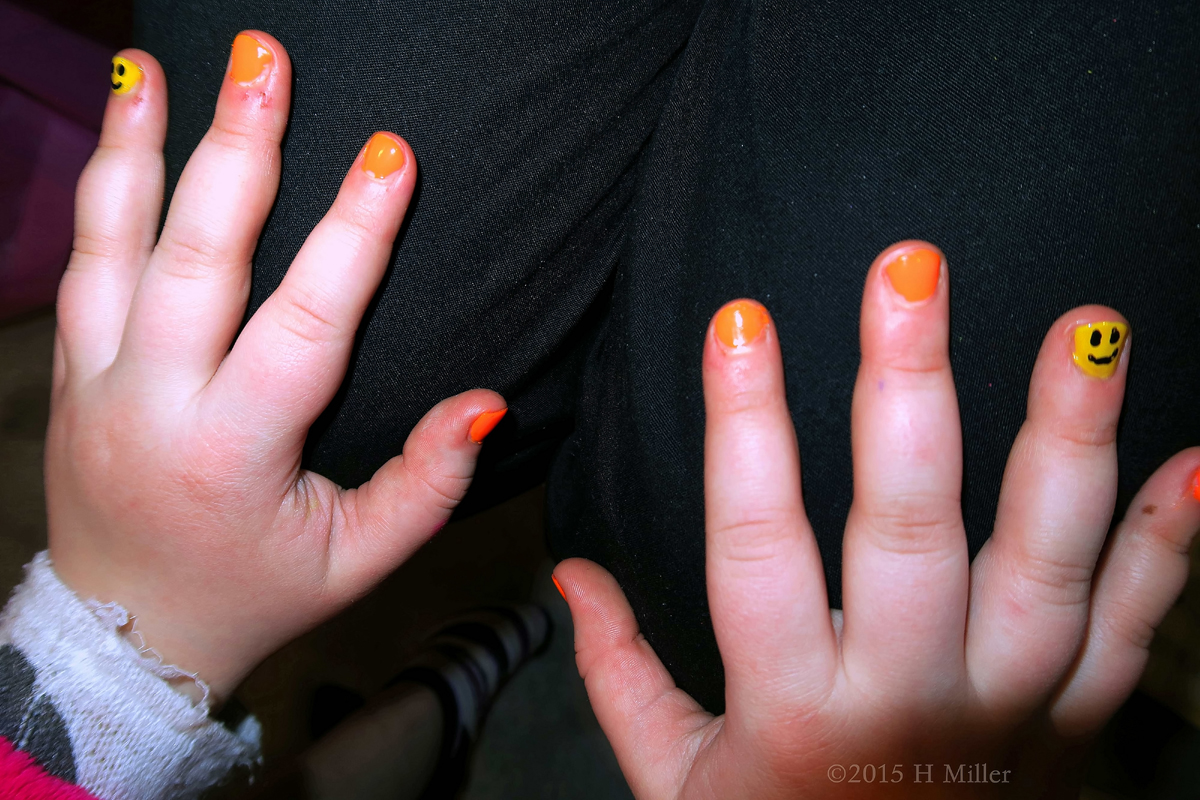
[[44, 34, 505, 702]]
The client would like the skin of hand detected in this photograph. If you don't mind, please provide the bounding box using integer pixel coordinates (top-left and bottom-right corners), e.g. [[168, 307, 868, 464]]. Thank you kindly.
[[46, 34, 507, 703], [554, 241, 1200, 798]]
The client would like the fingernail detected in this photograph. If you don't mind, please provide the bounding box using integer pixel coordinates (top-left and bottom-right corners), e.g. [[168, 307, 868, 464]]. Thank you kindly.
[[230, 33, 273, 85], [468, 408, 507, 444], [110, 56, 142, 95], [363, 132, 407, 180], [883, 247, 942, 302], [551, 575, 567, 601], [1191, 469, 1200, 502], [714, 299, 769, 349], [1072, 322, 1129, 379]]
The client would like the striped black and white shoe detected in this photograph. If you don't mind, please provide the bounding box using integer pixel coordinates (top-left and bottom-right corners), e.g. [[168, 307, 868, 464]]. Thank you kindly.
[[392, 604, 551, 797]]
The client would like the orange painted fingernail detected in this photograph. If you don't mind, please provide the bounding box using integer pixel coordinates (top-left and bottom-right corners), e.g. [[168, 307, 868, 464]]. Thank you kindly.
[[714, 299, 769, 349], [1192, 469, 1200, 502], [552, 575, 566, 601], [363, 132, 406, 179], [468, 408, 507, 444], [883, 247, 942, 302], [230, 33, 273, 85]]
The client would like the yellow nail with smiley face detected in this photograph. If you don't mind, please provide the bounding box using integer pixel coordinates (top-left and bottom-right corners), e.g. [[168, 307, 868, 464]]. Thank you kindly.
[[110, 56, 142, 95], [1073, 321, 1129, 379]]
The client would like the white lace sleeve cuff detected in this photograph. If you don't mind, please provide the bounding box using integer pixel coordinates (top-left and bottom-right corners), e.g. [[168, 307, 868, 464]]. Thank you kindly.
[[0, 551, 260, 800]]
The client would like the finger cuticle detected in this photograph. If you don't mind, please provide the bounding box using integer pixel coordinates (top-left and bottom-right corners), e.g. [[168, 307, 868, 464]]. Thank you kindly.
[[362, 132, 407, 180], [110, 56, 142, 95], [714, 299, 769, 350], [230, 33, 273, 86], [1071, 322, 1128, 379], [882, 247, 941, 303]]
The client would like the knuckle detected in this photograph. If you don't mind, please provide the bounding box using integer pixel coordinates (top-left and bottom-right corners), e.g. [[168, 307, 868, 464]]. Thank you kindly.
[[1127, 517, 1193, 558], [710, 515, 795, 564], [331, 197, 382, 245], [71, 230, 125, 262], [159, 233, 231, 280], [710, 380, 776, 418], [1009, 546, 1093, 609], [400, 455, 469, 512], [207, 115, 270, 150], [1049, 419, 1119, 452], [878, 353, 949, 376], [857, 495, 962, 555], [1097, 596, 1158, 652], [272, 286, 346, 348]]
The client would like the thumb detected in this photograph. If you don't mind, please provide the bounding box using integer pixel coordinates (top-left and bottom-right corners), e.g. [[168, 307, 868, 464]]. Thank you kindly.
[[554, 558, 716, 800], [326, 388, 506, 594]]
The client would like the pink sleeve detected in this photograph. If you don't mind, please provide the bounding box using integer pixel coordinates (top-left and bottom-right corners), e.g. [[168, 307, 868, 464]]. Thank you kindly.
[[0, 737, 98, 800]]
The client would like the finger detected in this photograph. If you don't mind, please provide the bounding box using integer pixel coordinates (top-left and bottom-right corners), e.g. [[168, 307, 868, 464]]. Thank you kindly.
[[1050, 450, 1200, 736], [117, 31, 291, 385], [841, 241, 969, 696], [967, 306, 1131, 715], [314, 390, 507, 596], [58, 49, 166, 381], [702, 299, 836, 712], [208, 132, 416, 439], [554, 558, 714, 800]]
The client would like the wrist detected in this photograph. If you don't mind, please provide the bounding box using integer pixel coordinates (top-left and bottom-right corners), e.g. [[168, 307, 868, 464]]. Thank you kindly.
[[47, 545, 251, 705]]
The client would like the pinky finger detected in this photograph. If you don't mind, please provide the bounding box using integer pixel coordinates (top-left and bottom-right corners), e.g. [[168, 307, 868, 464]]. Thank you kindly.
[[1051, 448, 1200, 736]]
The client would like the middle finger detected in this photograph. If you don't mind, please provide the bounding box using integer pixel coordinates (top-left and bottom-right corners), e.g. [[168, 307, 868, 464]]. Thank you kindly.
[[841, 241, 969, 698]]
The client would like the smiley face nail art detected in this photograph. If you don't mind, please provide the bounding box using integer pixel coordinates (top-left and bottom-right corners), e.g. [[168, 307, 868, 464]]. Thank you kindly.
[[1073, 321, 1129, 379], [110, 56, 141, 95]]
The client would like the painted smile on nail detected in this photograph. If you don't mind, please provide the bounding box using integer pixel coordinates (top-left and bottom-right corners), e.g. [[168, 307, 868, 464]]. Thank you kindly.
[[1072, 321, 1128, 379], [1087, 349, 1119, 365]]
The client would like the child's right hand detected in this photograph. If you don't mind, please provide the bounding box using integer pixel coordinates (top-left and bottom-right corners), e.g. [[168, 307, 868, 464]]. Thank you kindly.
[[45, 33, 506, 703]]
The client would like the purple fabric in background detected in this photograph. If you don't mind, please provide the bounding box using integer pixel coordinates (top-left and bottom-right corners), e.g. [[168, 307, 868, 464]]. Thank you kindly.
[[0, 0, 110, 322]]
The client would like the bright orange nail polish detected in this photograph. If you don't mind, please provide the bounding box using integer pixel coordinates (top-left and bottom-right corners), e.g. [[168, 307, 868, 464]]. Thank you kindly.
[[884, 247, 941, 302], [363, 132, 406, 179], [468, 408, 507, 444], [552, 575, 566, 601], [230, 33, 273, 85], [714, 299, 769, 349], [1192, 469, 1200, 502]]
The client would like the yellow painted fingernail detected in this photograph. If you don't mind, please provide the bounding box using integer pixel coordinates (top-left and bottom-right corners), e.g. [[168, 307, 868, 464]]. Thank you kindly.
[[110, 56, 142, 95], [714, 299, 770, 349], [363, 132, 407, 179], [1072, 321, 1128, 379], [230, 33, 273, 85]]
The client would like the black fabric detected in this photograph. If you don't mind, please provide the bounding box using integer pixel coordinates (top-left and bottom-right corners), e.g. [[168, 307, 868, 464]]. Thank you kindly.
[[0, 645, 77, 783], [136, 1, 1199, 716]]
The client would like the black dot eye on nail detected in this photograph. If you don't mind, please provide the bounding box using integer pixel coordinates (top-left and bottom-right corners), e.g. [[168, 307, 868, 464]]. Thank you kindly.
[[1090, 329, 1102, 347], [117, 63, 125, 76], [1110, 328, 1120, 344]]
